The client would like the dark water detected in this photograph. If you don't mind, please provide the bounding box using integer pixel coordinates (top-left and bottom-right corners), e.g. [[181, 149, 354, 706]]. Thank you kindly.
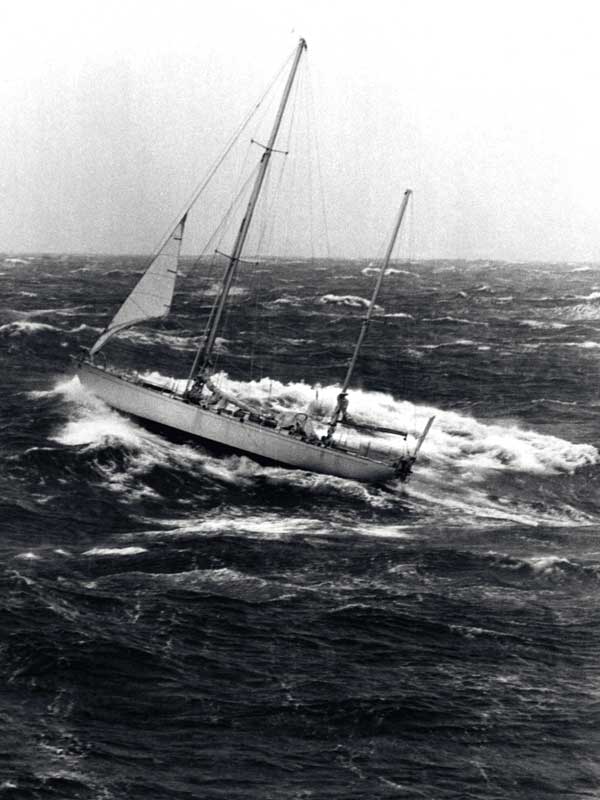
[[2, 253, 600, 798]]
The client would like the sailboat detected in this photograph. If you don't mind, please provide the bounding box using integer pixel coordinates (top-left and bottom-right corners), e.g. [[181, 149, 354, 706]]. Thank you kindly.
[[77, 38, 434, 484]]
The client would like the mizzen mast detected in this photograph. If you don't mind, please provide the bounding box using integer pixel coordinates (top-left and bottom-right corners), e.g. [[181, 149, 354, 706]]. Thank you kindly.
[[326, 189, 412, 439], [187, 38, 307, 390]]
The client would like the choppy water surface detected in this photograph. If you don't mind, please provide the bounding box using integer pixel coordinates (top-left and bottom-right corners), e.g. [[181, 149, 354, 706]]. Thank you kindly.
[[2, 254, 600, 798]]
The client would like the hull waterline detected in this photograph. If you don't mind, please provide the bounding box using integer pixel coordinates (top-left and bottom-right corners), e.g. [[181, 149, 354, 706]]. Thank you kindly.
[[78, 362, 400, 484]]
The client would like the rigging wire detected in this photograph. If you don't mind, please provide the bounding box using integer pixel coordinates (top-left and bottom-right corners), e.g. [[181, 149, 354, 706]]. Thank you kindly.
[[96, 44, 298, 367], [306, 60, 331, 259], [219, 55, 309, 383], [186, 49, 308, 389], [145, 46, 297, 266]]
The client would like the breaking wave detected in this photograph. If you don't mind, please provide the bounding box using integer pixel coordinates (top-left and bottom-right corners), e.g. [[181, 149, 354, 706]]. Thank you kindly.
[[519, 319, 569, 330], [424, 316, 488, 326], [361, 267, 414, 277], [0, 320, 99, 337], [320, 294, 380, 311], [0, 321, 60, 335]]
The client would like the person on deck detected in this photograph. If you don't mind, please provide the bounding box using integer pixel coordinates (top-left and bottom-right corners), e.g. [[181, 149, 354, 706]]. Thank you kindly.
[[337, 392, 349, 423]]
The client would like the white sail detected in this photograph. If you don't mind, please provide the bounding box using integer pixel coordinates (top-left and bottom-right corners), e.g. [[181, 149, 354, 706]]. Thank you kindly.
[[90, 214, 187, 356]]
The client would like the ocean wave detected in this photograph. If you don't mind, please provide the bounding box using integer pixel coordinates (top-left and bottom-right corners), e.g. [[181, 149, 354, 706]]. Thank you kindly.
[[103, 268, 143, 277], [530, 398, 578, 407], [423, 316, 488, 326], [47, 377, 249, 498], [0, 320, 99, 337], [553, 303, 600, 322], [0, 321, 60, 335], [426, 410, 597, 475], [271, 295, 303, 306], [361, 267, 414, 277], [197, 282, 248, 298], [561, 341, 600, 349], [575, 291, 600, 301], [93, 566, 297, 603], [2, 257, 30, 265], [22, 305, 90, 317], [83, 546, 147, 556], [121, 329, 202, 351], [407, 485, 561, 527], [519, 319, 569, 330], [108, 330, 228, 353], [320, 294, 380, 311], [421, 339, 477, 349], [484, 551, 599, 581], [135, 513, 325, 540]]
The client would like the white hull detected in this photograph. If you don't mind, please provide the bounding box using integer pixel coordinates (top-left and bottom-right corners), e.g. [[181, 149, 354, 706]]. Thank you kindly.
[[78, 363, 400, 483]]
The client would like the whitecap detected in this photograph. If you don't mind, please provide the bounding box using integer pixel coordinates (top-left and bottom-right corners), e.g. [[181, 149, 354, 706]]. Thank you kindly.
[[519, 319, 568, 330], [526, 555, 572, 575], [15, 552, 41, 560], [23, 305, 89, 318], [421, 339, 477, 349], [0, 320, 59, 335], [319, 294, 381, 311], [83, 546, 147, 556], [423, 316, 488, 326], [562, 341, 600, 349], [361, 267, 414, 277]]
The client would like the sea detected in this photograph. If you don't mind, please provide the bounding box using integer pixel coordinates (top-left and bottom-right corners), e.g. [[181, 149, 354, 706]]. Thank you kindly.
[[1, 253, 600, 799]]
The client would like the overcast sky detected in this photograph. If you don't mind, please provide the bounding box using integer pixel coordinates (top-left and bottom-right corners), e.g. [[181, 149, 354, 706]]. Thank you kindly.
[[2, 0, 599, 261]]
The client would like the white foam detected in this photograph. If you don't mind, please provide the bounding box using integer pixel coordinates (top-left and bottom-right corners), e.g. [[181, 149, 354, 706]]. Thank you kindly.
[[421, 339, 477, 349], [361, 267, 414, 277], [320, 294, 380, 311], [519, 319, 568, 330], [83, 546, 147, 556], [168, 371, 598, 478], [0, 320, 58, 335], [424, 316, 488, 327], [526, 555, 572, 575], [562, 341, 600, 349], [48, 376, 243, 496]]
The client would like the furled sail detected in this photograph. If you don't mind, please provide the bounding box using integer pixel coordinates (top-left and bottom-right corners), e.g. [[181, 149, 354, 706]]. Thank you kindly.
[[89, 214, 188, 356]]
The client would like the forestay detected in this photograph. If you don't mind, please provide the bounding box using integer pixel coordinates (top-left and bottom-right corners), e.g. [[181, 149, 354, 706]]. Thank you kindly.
[[90, 214, 187, 356]]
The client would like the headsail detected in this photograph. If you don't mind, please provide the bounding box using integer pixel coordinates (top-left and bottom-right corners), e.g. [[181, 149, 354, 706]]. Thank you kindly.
[[89, 214, 187, 356]]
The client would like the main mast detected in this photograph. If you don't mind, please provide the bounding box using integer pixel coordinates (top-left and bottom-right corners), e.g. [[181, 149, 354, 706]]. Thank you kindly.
[[187, 38, 307, 389], [326, 189, 412, 439]]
